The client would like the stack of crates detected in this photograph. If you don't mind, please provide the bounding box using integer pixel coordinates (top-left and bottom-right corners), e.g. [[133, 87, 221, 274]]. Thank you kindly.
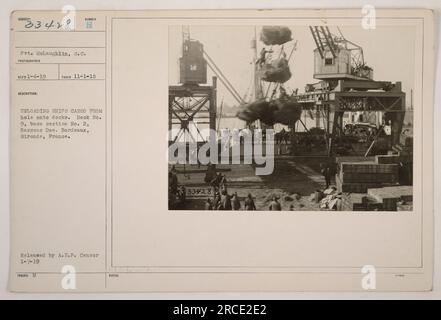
[[336, 162, 399, 193], [367, 186, 413, 211], [341, 186, 413, 211], [341, 193, 366, 211]]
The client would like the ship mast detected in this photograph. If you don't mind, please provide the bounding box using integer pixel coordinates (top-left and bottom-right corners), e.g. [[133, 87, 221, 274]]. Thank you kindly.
[[252, 26, 262, 129], [253, 26, 263, 100]]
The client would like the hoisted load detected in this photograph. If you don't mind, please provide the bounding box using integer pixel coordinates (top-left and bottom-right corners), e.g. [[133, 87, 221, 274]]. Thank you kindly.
[[260, 26, 292, 46], [236, 96, 302, 127], [271, 97, 302, 126], [236, 99, 273, 124], [259, 57, 292, 83]]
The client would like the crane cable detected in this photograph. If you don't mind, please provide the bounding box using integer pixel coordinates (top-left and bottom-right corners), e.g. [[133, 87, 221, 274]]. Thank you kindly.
[[206, 63, 243, 106], [217, 98, 224, 133], [203, 51, 246, 105], [204, 51, 243, 102]]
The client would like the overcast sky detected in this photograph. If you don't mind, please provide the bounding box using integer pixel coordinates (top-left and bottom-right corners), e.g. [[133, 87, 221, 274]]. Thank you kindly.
[[169, 25, 416, 108]]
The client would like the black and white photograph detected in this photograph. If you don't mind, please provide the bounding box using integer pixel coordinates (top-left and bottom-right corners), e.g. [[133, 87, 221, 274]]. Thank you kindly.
[[5, 6, 436, 295], [168, 25, 414, 211]]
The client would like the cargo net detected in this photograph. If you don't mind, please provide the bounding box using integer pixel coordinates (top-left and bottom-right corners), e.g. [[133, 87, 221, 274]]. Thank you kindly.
[[257, 26, 293, 84], [258, 56, 291, 83], [236, 90, 302, 127], [235, 26, 298, 126], [260, 26, 292, 46]]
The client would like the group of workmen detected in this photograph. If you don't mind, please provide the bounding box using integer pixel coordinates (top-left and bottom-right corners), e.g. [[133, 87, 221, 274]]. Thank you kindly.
[[204, 192, 259, 211], [170, 157, 337, 210], [205, 192, 288, 211], [205, 166, 287, 211], [205, 165, 257, 210]]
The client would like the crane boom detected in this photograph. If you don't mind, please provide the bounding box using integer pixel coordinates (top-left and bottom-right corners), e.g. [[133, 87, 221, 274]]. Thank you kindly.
[[309, 25, 370, 80]]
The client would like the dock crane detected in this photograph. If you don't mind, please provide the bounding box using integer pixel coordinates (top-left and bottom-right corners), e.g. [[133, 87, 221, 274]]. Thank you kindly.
[[310, 26, 367, 76], [169, 26, 245, 144], [292, 25, 406, 155]]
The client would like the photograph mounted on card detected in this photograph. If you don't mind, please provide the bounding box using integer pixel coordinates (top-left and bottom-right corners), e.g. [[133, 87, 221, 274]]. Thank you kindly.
[[9, 9, 434, 292]]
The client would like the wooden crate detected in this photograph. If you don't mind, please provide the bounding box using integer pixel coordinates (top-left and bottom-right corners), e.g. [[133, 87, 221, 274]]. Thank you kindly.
[[367, 186, 413, 211], [340, 162, 398, 174], [341, 172, 398, 183]]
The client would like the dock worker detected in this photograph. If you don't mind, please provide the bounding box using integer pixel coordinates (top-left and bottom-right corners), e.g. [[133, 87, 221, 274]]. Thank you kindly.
[[178, 186, 186, 204], [232, 192, 241, 210], [221, 190, 232, 210], [169, 170, 178, 193], [204, 163, 216, 184], [244, 193, 256, 211], [255, 47, 273, 67], [268, 196, 282, 211], [335, 193, 343, 211], [219, 174, 228, 193], [213, 191, 221, 210], [320, 162, 332, 189], [204, 198, 213, 210], [384, 120, 392, 136], [210, 173, 222, 188]]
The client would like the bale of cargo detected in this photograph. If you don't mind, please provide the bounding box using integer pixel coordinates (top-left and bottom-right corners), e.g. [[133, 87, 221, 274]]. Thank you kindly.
[[236, 96, 302, 127], [260, 26, 292, 45], [259, 58, 292, 83], [236, 99, 273, 124], [271, 97, 302, 126]]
